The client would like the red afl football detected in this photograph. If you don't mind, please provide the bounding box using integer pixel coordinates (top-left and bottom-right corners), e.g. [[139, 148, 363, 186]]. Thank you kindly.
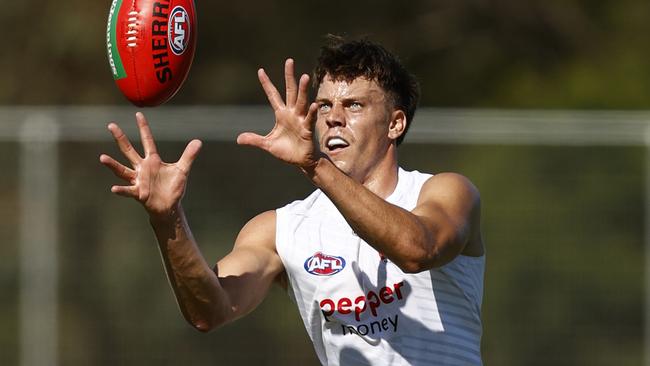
[[106, 0, 197, 106]]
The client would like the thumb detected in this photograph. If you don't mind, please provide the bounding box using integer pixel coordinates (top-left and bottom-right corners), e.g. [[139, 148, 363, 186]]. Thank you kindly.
[[237, 132, 268, 150]]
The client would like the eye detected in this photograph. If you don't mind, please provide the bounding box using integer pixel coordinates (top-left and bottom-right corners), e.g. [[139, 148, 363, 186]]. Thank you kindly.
[[348, 102, 362, 111], [318, 103, 331, 113]]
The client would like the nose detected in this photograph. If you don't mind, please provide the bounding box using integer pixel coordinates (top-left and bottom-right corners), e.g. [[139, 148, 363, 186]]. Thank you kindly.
[[325, 103, 346, 128]]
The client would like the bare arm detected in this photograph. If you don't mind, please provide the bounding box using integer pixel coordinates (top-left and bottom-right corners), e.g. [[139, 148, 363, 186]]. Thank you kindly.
[[100, 113, 283, 332], [304, 161, 483, 272], [151, 208, 282, 331]]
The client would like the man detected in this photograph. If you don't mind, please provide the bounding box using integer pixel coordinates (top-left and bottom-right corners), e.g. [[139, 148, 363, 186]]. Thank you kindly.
[[100, 37, 485, 365]]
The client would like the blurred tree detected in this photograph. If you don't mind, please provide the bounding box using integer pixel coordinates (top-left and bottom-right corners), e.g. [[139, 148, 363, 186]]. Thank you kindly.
[[0, 0, 648, 108]]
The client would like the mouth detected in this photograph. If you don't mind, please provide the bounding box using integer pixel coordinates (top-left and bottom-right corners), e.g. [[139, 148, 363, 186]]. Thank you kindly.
[[325, 136, 350, 152]]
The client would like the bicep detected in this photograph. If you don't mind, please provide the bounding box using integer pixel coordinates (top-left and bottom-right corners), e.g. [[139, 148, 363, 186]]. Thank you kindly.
[[214, 210, 284, 320]]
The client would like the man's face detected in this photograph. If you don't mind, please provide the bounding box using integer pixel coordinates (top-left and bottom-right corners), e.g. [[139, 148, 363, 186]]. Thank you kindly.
[[315, 75, 396, 181]]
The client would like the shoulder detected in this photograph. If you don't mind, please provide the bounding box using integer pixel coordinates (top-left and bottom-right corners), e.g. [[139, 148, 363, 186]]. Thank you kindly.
[[235, 186, 323, 248], [276, 189, 325, 223], [278, 189, 323, 212], [235, 210, 277, 251], [419, 172, 480, 206], [418, 172, 483, 257]]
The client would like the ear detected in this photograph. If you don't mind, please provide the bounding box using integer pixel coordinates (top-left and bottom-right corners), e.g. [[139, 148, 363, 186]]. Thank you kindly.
[[388, 110, 407, 141]]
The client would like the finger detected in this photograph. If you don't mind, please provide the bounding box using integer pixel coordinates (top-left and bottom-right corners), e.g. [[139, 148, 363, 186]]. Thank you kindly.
[[295, 74, 311, 114], [108, 122, 141, 164], [135, 112, 158, 156], [284, 58, 298, 107], [110, 184, 138, 199], [258, 68, 284, 111], [136, 169, 150, 202], [236, 132, 268, 151], [99, 154, 136, 182], [177, 139, 203, 173], [304, 102, 319, 129]]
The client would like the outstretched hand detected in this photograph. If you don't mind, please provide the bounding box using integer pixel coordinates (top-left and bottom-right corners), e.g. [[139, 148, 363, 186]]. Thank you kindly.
[[237, 58, 320, 168], [99, 112, 202, 219]]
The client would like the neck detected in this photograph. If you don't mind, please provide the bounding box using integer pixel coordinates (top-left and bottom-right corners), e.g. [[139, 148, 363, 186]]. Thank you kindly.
[[358, 145, 399, 199], [304, 144, 400, 199]]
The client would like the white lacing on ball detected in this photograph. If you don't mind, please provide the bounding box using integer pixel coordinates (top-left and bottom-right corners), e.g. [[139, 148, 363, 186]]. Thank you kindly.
[[126, 11, 138, 47]]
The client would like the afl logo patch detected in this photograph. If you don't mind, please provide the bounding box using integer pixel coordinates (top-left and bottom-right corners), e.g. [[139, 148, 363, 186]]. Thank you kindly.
[[304, 252, 346, 276], [168, 6, 190, 55]]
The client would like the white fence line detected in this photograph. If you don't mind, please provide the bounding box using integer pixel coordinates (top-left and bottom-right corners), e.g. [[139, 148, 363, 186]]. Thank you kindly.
[[1, 106, 649, 145]]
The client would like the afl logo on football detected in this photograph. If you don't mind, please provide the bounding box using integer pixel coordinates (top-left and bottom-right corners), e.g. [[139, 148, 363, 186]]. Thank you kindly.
[[304, 252, 346, 276], [168, 6, 190, 55]]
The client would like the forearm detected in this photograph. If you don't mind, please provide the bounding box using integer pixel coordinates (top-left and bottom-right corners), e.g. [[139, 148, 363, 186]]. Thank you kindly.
[[149, 206, 232, 331], [303, 159, 441, 272]]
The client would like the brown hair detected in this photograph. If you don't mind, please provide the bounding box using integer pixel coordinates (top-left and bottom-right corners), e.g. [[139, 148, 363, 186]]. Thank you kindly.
[[313, 35, 420, 145]]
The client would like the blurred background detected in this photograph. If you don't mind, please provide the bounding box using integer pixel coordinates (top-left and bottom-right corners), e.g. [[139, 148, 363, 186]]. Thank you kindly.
[[1, 0, 648, 365]]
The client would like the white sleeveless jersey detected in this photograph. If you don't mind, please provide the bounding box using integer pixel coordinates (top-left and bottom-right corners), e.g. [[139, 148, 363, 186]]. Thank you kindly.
[[276, 168, 485, 366]]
